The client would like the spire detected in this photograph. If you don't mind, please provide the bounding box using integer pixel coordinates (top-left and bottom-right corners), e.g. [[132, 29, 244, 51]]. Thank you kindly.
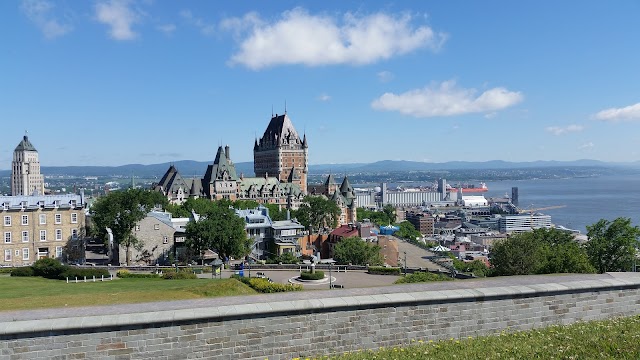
[[254, 138, 259, 151], [302, 133, 308, 148], [340, 176, 355, 198], [190, 176, 198, 196]]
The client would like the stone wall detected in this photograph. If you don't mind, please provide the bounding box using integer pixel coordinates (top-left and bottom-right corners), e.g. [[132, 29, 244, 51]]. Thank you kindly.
[[1, 273, 640, 360]]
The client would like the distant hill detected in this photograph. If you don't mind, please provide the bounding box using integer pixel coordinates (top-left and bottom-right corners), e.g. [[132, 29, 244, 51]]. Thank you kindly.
[[0, 159, 637, 178]]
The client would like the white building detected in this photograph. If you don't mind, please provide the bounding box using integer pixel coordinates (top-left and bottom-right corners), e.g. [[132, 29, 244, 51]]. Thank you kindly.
[[11, 135, 45, 196], [499, 214, 552, 233]]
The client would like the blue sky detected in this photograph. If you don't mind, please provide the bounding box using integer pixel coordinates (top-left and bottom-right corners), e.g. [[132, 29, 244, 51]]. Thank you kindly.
[[1, 1, 640, 168]]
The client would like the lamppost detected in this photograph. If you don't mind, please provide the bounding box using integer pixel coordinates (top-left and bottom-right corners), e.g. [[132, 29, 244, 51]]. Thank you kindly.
[[403, 251, 407, 276]]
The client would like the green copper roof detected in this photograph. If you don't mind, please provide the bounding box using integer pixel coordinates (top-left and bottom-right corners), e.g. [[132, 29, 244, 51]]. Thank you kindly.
[[15, 135, 37, 152]]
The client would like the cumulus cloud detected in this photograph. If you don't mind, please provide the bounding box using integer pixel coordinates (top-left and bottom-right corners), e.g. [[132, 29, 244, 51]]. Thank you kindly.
[[371, 80, 523, 118], [157, 23, 176, 35], [21, 0, 72, 39], [579, 142, 594, 150], [222, 8, 446, 69], [545, 124, 584, 136], [594, 102, 640, 122], [377, 71, 394, 83], [95, 0, 140, 40], [180, 9, 215, 36], [317, 94, 331, 102]]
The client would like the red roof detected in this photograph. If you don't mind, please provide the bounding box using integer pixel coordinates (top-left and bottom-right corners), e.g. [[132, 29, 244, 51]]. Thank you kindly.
[[329, 225, 359, 238]]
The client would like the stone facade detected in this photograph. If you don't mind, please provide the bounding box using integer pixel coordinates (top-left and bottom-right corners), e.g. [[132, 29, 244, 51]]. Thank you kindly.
[[1, 274, 639, 359], [11, 135, 45, 196], [0, 194, 85, 266], [309, 175, 357, 226]]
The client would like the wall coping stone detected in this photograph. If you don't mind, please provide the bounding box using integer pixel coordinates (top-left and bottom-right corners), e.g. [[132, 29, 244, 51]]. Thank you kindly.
[[1, 273, 639, 336]]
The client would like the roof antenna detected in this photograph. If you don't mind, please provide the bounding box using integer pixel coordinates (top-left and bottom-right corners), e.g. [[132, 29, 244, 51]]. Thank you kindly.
[[271, 105, 274, 118], [284, 100, 287, 114]]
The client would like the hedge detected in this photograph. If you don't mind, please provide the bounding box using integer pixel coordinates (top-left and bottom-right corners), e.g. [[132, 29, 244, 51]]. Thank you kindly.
[[232, 275, 303, 293], [394, 271, 453, 284], [162, 271, 198, 280], [59, 267, 110, 280], [10, 267, 35, 277], [116, 270, 160, 279], [299, 270, 325, 280], [32, 258, 67, 279], [367, 266, 401, 275]]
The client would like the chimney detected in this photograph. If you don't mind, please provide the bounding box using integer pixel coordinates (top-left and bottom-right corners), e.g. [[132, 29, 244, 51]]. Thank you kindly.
[[225, 145, 230, 159]]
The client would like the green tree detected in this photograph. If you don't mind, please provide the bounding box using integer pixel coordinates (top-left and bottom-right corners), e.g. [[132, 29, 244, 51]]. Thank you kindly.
[[585, 217, 640, 273], [185, 202, 251, 263], [90, 189, 167, 265], [265, 203, 288, 221], [296, 196, 340, 232], [489, 228, 595, 276], [394, 221, 421, 240], [357, 207, 394, 226], [333, 237, 383, 266], [452, 259, 490, 277]]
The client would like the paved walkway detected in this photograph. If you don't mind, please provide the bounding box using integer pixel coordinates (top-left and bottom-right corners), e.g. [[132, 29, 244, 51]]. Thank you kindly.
[[396, 238, 447, 271]]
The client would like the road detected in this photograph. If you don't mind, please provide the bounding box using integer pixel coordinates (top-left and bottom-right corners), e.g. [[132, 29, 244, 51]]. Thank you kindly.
[[395, 238, 448, 271]]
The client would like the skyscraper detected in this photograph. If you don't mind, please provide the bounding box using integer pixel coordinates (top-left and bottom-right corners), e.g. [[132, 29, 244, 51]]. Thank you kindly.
[[11, 134, 45, 196], [254, 112, 308, 193]]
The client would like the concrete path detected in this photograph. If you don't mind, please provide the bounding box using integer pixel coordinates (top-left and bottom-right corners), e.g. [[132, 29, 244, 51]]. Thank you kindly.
[[396, 238, 448, 271]]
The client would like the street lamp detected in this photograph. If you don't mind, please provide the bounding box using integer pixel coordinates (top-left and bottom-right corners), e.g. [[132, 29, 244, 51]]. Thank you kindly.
[[329, 262, 333, 289], [403, 251, 407, 276]]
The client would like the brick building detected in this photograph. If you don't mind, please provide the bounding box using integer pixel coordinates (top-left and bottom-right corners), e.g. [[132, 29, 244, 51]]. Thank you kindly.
[[406, 211, 435, 235]]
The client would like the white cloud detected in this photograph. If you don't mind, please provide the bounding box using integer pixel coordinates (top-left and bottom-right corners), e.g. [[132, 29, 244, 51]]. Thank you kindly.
[[377, 71, 394, 83], [579, 142, 594, 150], [545, 124, 584, 136], [95, 0, 140, 40], [180, 9, 215, 36], [21, 0, 72, 39], [157, 23, 176, 35], [594, 102, 640, 122], [223, 8, 446, 69], [317, 94, 331, 102], [371, 80, 523, 118]]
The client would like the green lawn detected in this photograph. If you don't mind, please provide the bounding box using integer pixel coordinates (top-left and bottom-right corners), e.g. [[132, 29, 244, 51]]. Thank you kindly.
[[0, 276, 257, 311], [324, 315, 640, 360]]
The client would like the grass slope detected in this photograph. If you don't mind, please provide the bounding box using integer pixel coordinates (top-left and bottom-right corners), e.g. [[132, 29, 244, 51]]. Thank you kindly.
[[325, 315, 640, 360], [0, 276, 256, 311]]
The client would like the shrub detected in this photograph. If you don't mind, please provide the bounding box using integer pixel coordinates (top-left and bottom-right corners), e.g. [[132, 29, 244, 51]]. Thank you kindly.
[[232, 275, 302, 293], [394, 271, 453, 284], [117, 270, 160, 279], [162, 271, 198, 280], [0, 267, 15, 274], [10, 267, 34, 277], [299, 270, 325, 280], [368, 266, 401, 275], [59, 267, 110, 280], [32, 258, 68, 279]]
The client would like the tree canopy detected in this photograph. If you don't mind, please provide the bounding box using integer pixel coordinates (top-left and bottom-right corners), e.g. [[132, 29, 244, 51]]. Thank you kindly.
[[585, 217, 640, 273], [333, 236, 383, 266], [489, 228, 595, 276], [184, 201, 251, 263], [357, 205, 395, 226], [394, 221, 421, 240], [296, 195, 340, 232], [90, 189, 168, 265]]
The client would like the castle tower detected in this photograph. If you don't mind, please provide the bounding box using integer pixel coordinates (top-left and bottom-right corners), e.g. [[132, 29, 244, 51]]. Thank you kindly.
[[11, 134, 45, 196], [254, 112, 308, 193]]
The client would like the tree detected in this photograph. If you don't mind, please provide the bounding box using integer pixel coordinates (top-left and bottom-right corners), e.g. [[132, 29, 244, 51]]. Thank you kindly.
[[489, 228, 595, 276], [357, 207, 394, 226], [296, 196, 340, 232], [585, 217, 640, 273], [90, 189, 167, 265], [185, 202, 251, 263], [333, 237, 383, 266], [394, 221, 421, 240]]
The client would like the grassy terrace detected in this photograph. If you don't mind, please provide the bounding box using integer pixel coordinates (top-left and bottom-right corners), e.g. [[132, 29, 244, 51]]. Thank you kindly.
[[325, 316, 640, 360], [0, 276, 256, 311]]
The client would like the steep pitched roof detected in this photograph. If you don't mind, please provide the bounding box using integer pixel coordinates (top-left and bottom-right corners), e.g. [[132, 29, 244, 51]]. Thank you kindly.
[[324, 174, 337, 189], [156, 165, 190, 195], [205, 146, 239, 182], [340, 176, 355, 199], [259, 113, 301, 146], [287, 166, 300, 182], [15, 135, 37, 152]]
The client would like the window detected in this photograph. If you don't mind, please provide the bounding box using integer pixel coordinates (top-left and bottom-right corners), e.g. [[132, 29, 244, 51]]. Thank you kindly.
[[21, 215, 28, 225], [22, 248, 29, 260], [4, 232, 11, 243], [55, 229, 62, 241], [154, 224, 160, 230], [54, 214, 61, 224], [72, 229, 78, 239], [40, 230, 46, 242], [55, 246, 63, 259], [22, 231, 29, 242], [4, 216, 10, 226], [39, 214, 46, 225], [163, 236, 169, 244], [71, 213, 78, 224], [4, 249, 10, 262]]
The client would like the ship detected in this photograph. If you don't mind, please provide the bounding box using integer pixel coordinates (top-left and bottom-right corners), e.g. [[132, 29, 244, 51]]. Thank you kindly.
[[447, 182, 488, 193]]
